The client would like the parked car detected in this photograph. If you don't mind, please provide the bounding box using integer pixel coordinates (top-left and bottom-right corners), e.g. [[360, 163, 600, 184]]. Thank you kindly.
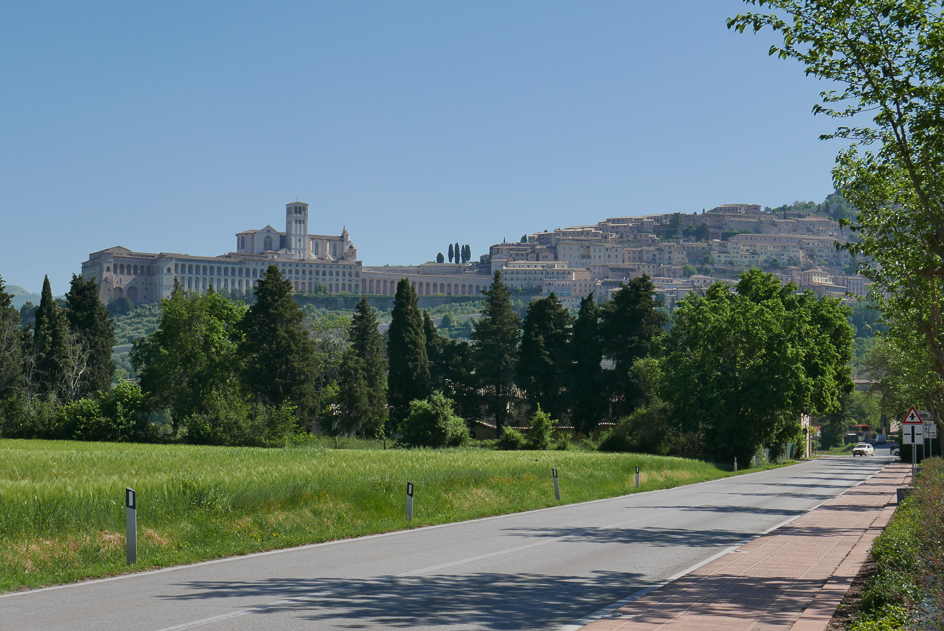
[[853, 443, 875, 457], [891, 447, 901, 456]]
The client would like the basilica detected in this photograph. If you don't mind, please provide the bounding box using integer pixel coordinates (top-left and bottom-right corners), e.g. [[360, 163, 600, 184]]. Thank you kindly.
[[81, 200, 488, 306]]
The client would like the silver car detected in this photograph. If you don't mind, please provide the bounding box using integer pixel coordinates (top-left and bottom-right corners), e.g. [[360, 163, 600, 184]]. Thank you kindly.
[[853, 443, 875, 456]]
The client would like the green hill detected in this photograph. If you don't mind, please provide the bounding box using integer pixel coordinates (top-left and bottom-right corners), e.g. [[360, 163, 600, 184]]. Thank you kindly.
[[5, 286, 41, 310]]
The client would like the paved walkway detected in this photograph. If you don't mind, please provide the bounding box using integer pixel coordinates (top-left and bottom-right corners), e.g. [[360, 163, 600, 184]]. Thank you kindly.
[[578, 460, 911, 631]]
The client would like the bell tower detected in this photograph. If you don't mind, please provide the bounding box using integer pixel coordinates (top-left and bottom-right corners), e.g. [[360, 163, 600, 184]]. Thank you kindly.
[[285, 201, 310, 259]]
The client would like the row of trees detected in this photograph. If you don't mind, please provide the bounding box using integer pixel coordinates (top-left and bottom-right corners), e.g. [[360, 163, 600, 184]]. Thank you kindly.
[[436, 243, 472, 264], [0, 274, 115, 407]]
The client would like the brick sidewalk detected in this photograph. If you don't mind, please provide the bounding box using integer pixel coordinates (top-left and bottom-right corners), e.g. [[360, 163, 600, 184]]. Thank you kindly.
[[578, 461, 911, 631]]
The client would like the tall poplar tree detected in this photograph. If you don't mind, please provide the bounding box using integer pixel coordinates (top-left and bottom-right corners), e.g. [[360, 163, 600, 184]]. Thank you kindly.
[[65, 274, 115, 396], [518, 293, 572, 420], [569, 293, 606, 437], [32, 276, 70, 399], [471, 271, 520, 434], [337, 298, 388, 436], [0, 275, 23, 399], [387, 279, 429, 423], [240, 265, 320, 426]]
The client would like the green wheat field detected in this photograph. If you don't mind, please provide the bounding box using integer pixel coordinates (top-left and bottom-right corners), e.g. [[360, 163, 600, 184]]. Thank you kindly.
[[0, 439, 765, 592]]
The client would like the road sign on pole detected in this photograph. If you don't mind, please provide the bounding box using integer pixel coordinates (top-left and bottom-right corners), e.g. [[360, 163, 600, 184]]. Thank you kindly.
[[903, 424, 924, 446], [902, 406, 923, 425]]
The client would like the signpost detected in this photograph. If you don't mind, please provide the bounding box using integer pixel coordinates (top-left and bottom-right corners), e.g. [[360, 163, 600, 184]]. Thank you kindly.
[[902, 407, 924, 482], [406, 482, 414, 520], [552, 468, 560, 500], [924, 421, 937, 458]]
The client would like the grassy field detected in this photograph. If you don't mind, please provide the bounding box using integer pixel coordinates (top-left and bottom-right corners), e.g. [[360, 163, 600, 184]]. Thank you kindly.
[[1, 439, 775, 592]]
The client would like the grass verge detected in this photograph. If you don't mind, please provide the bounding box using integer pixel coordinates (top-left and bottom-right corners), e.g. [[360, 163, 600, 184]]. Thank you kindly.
[[1, 439, 782, 592], [846, 457, 943, 631]]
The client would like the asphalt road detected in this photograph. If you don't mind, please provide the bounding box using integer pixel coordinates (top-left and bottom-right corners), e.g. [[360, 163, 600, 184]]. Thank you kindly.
[[0, 455, 892, 631]]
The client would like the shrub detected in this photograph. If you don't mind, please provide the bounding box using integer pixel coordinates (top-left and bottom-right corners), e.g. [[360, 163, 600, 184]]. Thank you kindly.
[[398, 392, 469, 448], [57, 398, 108, 441], [526, 406, 555, 450], [0, 396, 60, 439], [185, 390, 298, 447], [497, 426, 527, 450]]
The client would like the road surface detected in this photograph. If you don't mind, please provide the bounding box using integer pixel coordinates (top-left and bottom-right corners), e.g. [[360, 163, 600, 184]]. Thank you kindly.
[[0, 455, 891, 631]]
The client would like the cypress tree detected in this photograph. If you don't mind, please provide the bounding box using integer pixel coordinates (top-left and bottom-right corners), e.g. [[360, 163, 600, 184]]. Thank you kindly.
[[33, 276, 70, 399], [240, 265, 319, 427], [0, 274, 23, 399], [455, 242, 461, 264], [518, 293, 572, 420], [387, 279, 429, 423], [471, 271, 520, 434], [423, 311, 446, 390], [569, 293, 606, 437], [598, 275, 667, 412], [437, 252, 445, 264], [65, 274, 115, 396], [337, 297, 387, 436], [448, 243, 454, 263]]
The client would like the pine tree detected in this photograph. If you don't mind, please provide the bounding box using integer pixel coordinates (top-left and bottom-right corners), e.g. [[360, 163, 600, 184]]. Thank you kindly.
[[471, 271, 520, 434], [518, 293, 572, 419], [65, 274, 115, 396], [448, 243, 454, 263], [32, 276, 70, 399], [570, 293, 606, 437], [599, 275, 667, 412], [337, 297, 387, 436], [0, 274, 23, 399], [387, 279, 430, 423], [240, 265, 320, 427]]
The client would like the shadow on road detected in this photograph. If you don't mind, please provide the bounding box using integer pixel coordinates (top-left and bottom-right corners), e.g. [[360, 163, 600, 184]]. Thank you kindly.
[[163, 570, 648, 630]]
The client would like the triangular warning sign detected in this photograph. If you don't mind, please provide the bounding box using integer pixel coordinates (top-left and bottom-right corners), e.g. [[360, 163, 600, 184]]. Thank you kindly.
[[902, 406, 924, 425]]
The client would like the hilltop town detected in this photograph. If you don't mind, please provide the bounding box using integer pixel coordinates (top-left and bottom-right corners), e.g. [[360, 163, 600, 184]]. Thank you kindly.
[[80, 196, 869, 310]]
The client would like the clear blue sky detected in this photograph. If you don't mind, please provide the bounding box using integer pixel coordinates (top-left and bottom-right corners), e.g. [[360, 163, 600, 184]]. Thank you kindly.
[[0, 1, 841, 296]]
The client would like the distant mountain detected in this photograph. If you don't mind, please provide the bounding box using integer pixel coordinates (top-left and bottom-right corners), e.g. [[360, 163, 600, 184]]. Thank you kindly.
[[6, 285, 41, 310]]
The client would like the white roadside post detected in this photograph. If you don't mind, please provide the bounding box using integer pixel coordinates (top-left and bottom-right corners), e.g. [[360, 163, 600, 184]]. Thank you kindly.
[[552, 468, 560, 501], [125, 487, 137, 565], [635, 465, 640, 489], [406, 482, 414, 520], [734, 457, 737, 472]]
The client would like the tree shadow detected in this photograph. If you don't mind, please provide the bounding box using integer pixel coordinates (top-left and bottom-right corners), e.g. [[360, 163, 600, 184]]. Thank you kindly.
[[164, 570, 649, 630]]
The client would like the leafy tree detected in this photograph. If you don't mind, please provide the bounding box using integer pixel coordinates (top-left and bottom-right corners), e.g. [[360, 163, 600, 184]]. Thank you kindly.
[[387, 279, 430, 423], [661, 271, 854, 463], [521, 234, 528, 244], [518, 293, 572, 419], [398, 392, 469, 448], [436, 252, 445, 264], [448, 243, 454, 263], [471, 272, 520, 434], [336, 298, 387, 436], [64, 274, 115, 396], [240, 265, 320, 427], [31, 276, 70, 400], [729, 1, 944, 399], [682, 264, 697, 278], [598, 276, 667, 411], [133, 282, 246, 435], [0, 275, 23, 399], [569, 294, 606, 437]]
